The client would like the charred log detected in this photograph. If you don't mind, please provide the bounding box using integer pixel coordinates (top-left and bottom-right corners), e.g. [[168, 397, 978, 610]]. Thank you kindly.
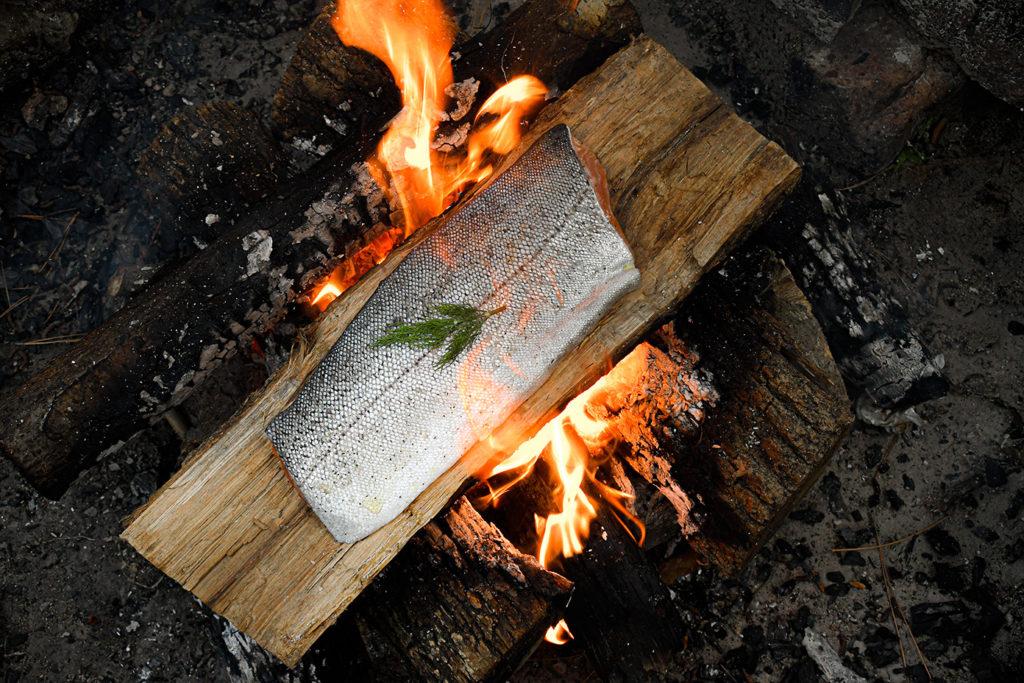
[[0, 0, 641, 499], [668, 247, 854, 575], [136, 100, 286, 257], [763, 178, 949, 410], [343, 497, 572, 682]]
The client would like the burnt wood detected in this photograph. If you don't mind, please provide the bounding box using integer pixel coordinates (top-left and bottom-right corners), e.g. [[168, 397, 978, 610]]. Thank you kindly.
[[670, 247, 854, 575], [347, 497, 572, 682], [0, 0, 641, 498], [763, 179, 949, 410], [136, 100, 286, 255]]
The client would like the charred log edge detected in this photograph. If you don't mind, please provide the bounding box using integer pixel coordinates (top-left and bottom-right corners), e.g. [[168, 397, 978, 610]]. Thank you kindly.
[[271, 0, 643, 147], [668, 247, 853, 576], [760, 175, 949, 410], [320, 497, 572, 682], [0, 0, 640, 499], [136, 100, 286, 241]]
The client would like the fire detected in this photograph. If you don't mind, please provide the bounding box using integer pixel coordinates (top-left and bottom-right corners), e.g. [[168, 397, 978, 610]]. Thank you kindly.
[[310, 0, 547, 309], [545, 618, 574, 645], [482, 349, 649, 569]]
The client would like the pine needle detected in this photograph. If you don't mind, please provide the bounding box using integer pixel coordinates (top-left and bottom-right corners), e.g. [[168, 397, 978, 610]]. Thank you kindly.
[[374, 303, 505, 367]]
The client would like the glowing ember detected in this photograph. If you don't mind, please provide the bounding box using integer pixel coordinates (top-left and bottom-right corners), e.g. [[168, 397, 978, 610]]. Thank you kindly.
[[545, 618, 574, 645], [481, 348, 650, 568], [309, 0, 547, 309]]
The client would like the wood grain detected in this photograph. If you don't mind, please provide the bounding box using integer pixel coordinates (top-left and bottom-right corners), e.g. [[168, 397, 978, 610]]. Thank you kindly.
[[122, 36, 800, 666]]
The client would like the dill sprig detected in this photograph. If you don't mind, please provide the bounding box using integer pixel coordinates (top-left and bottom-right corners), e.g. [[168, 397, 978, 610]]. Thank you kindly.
[[374, 303, 506, 367]]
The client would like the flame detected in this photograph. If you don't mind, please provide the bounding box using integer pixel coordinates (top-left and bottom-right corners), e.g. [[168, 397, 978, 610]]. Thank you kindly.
[[481, 348, 649, 568], [545, 618, 574, 645], [333, 0, 546, 235], [310, 0, 547, 309], [311, 282, 342, 309]]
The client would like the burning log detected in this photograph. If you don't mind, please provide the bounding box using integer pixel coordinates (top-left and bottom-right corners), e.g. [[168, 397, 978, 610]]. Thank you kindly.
[[461, 249, 850, 679], [272, 0, 639, 149], [0, 0, 641, 499], [345, 497, 572, 681], [121, 36, 799, 666]]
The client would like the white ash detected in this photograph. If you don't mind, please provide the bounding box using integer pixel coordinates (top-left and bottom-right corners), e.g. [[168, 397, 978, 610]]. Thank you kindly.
[[444, 77, 480, 122], [293, 162, 387, 246], [802, 629, 867, 683], [240, 229, 272, 278], [291, 135, 332, 157], [322, 114, 347, 136], [432, 122, 470, 152], [204, 213, 220, 225]]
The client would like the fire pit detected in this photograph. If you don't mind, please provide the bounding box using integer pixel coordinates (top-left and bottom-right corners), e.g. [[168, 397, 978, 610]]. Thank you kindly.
[[10, 0, 1019, 680]]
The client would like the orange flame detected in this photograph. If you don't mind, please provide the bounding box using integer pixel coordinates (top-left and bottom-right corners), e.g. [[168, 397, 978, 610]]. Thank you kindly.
[[333, 0, 546, 235], [545, 618, 574, 645], [310, 0, 547, 309], [482, 348, 649, 568]]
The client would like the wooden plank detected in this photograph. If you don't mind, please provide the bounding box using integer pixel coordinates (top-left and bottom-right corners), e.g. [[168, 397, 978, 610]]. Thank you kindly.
[[122, 36, 800, 666]]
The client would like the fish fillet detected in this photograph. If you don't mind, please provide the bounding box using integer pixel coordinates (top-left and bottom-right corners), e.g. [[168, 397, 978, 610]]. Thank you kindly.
[[267, 124, 639, 543]]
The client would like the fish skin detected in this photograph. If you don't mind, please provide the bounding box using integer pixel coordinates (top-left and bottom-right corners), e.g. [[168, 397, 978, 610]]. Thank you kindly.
[[267, 125, 639, 543]]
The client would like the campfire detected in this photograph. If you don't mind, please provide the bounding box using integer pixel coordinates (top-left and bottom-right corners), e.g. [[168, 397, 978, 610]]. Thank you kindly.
[[3, 0, 868, 679], [303, 0, 646, 604]]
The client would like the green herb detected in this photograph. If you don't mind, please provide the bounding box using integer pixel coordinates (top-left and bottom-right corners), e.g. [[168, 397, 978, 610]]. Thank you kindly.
[[374, 303, 506, 367]]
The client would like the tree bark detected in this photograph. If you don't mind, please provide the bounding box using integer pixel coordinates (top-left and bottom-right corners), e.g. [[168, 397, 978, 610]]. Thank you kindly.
[[347, 497, 572, 682], [667, 247, 854, 575]]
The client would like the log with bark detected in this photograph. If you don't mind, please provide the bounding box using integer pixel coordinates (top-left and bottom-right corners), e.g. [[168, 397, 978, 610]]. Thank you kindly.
[[0, 0, 642, 499], [347, 496, 572, 681], [121, 37, 800, 666], [668, 247, 854, 576]]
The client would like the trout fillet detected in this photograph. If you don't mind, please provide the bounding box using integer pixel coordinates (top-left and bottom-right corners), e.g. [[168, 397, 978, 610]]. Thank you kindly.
[[267, 125, 639, 543]]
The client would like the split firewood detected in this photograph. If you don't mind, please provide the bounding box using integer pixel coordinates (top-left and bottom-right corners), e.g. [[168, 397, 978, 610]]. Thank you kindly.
[[0, 0, 641, 499], [121, 37, 800, 666]]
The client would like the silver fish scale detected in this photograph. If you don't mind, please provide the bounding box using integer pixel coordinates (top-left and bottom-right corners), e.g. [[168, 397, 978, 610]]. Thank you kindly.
[[267, 124, 639, 543]]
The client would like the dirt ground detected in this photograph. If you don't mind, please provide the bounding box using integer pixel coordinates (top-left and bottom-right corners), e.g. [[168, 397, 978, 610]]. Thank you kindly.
[[2, 1, 1021, 681]]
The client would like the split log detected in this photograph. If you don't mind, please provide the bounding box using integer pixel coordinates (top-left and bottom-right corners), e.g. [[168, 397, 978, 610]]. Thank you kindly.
[[763, 178, 949, 410], [121, 37, 800, 666], [0, 0, 641, 499]]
